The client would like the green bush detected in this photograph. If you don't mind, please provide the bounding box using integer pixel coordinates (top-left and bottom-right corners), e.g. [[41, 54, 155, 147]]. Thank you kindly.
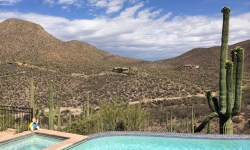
[[63, 99, 151, 135], [117, 68, 123, 73], [15, 121, 28, 133]]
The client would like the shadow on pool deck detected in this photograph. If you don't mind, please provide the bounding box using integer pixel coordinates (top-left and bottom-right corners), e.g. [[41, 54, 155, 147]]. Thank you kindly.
[[0, 128, 88, 150]]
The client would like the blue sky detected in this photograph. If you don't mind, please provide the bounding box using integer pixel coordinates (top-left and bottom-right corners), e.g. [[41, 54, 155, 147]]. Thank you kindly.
[[0, 0, 250, 61]]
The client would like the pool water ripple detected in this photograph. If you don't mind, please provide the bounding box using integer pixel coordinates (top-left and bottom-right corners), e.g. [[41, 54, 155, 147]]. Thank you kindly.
[[0, 133, 66, 150], [66, 132, 250, 150]]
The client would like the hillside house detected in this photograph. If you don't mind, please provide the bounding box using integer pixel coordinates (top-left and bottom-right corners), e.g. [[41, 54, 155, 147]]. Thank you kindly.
[[180, 64, 199, 69], [112, 67, 130, 73]]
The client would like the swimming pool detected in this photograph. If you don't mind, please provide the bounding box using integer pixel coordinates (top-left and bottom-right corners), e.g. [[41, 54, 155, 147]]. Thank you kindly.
[[0, 133, 67, 150], [65, 132, 250, 150]]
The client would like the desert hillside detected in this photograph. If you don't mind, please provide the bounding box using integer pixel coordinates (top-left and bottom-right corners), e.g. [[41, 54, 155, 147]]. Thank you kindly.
[[0, 18, 146, 74], [0, 18, 249, 134], [156, 39, 250, 71]]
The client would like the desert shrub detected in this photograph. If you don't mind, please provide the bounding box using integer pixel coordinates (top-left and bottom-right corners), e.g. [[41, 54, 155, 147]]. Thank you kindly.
[[100, 99, 150, 131], [64, 116, 100, 135], [0, 106, 12, 131], [64, 99, 151, 135], [117, 68, 123, 73], [15, 121, 28, 133]]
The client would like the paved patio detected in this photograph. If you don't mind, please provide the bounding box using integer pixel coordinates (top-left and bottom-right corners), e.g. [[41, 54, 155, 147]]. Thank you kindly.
[[0, 128, 16, 138]]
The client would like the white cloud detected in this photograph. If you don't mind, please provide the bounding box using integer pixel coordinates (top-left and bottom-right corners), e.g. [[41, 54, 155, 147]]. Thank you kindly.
[[106, 0, 125, 14], [61, 5, 69, 10], [43, 0, 54, 4], [128, 0, 138, 4], [44, 0, 84, 8], [58, 0, 77, 5], [88, 0, 125, 14], [95, 0, 107, 7], [74, 2, 82, 8], [0, 0, 21, 5], [41, 0, 133, 13], [116, 2, 143, 19], [0, 3, 250, 61]]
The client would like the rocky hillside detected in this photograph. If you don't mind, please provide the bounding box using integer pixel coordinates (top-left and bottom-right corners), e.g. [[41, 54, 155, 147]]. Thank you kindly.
[[0, 18, 249, 134], [156, 39, 250, 71], [0, 18, 145, 74]]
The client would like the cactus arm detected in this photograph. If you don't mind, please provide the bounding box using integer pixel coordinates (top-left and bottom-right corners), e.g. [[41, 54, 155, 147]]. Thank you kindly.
[[219, 6, 230, 115], [225, 61, 233, 118], [206, 90, 216, 112], [35, 108, 41, 119], [41, 106, 48, 118], [35, 109, 39, 116], [206, 91, 220, 112], [212, 97, 220, 112], [231, 49, 237, 103], [232, 47, 244, 115], [195, 112, 218, 133], [54, 107, 59, 116]]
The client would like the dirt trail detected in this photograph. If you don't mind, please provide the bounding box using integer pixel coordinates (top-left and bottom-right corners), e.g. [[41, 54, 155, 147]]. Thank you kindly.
[[43, 93, 217, 112], [129, 92, 217, 105], [44, 107, 82, 116]]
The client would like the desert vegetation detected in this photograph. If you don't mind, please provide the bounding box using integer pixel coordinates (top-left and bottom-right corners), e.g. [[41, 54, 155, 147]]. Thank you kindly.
[[0, 8, 250, 135]]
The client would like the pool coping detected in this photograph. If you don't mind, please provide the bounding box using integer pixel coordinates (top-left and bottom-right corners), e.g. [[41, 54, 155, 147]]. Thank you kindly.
[[64, 131, 250, 149], [87, 131, 250, 140], [0, 129, 88, 150]]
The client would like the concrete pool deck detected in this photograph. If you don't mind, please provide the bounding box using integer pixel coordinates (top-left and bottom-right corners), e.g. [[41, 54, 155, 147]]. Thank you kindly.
[[0, 128, 16, 138], [0, 129, 88, 150]]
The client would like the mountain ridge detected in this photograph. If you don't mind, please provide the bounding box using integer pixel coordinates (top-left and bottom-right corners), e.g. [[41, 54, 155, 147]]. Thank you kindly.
[[0, 18, 145, 74], [156, 39, 250, 71], [1, 18, 249, 73]]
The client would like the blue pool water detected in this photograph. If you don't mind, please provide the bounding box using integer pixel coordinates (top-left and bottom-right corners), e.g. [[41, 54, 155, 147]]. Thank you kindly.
[[0, 133, 66, 150], [67, 135, 250, 150]]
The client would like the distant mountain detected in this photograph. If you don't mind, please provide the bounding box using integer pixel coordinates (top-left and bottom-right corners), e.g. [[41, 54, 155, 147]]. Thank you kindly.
[[0, 18, 145, 73], [156, 40, 250, 71], [1, 18, 249, 74]]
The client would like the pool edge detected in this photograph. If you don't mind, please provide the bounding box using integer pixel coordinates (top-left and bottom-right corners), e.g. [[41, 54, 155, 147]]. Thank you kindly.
[[0, 129, 88, 150], [87, 131, 250, 140], [63, 131, 250, 149]]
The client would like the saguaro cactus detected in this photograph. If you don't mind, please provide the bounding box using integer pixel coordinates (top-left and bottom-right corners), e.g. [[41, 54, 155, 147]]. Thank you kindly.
[[195, 7, 244, 134], [166, 110, 168, 131], [191, 105, 195, 133], [207, 121, 211, 134], [186, 118, 188, 133], [86, 94, 90, 119], [41, 80, 59, 130], [81, 104, 86, 119], [68, 110, 72, 124], [57, 97, 62, 131], [30, 67, 35, 117], [170, 110, 172, 132]]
